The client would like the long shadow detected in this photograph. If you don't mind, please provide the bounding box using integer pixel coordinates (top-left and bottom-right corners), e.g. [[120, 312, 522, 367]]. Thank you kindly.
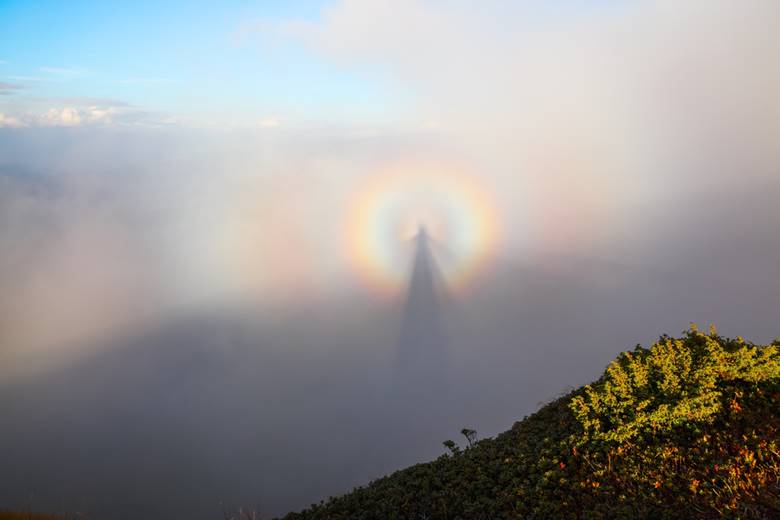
[[396, 227, 449, 395]]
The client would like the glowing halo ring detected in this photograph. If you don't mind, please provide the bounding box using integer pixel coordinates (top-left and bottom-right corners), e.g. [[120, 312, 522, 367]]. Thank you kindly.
[[346, 163, 499, 298]]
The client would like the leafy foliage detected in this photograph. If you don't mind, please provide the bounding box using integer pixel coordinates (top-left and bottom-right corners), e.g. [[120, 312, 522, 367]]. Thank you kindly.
[[279, 328, 780, 519], [570, 326, 780, 443]]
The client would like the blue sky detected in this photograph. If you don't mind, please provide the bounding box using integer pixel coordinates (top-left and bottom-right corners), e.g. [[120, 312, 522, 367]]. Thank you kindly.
[[0, 0, 404, 122], [0, 0, 631, 127]]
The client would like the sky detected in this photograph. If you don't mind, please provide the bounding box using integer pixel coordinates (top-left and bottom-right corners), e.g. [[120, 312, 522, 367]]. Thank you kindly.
[[1, 0, 779, 518], [0, 0, 405, 125]]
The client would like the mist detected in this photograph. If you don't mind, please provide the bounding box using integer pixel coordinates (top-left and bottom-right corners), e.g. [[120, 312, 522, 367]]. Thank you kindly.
[[1, 0, 779, 518]]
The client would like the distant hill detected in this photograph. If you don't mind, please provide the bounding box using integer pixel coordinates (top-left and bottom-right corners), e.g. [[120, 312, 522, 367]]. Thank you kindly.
[[280, 328, 780, 519]]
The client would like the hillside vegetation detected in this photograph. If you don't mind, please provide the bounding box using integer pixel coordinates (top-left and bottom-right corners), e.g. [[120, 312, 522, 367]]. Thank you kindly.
[[281, 327, 780, 519]]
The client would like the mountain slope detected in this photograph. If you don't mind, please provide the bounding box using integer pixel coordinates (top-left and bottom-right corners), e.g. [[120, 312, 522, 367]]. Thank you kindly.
[[280, 328, 780, 519]]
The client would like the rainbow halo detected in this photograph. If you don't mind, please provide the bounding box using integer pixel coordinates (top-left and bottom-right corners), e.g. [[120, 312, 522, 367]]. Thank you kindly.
[[346, 162, 499, 297]]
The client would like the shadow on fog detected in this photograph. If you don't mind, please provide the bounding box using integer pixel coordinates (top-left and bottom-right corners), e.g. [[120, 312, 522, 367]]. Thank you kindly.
[[2, 219, 780, 519], [397, 227, 447, 379], [0, 229, 464, 520]]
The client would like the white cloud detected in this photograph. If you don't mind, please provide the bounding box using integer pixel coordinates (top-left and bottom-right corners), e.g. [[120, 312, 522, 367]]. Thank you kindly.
[[39, 106, 83, 126], [257, 0, 780, 255], [0, 112, 24, 128], [35, 106, 120, 127], [0, 100, 159, 128]]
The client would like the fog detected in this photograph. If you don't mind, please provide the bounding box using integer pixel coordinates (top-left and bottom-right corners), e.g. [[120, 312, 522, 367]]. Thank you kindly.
[[1, 0, 779, 518], [0, 124, 777, 518]]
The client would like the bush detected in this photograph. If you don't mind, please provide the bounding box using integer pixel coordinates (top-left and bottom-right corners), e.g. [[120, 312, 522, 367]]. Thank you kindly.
[[570, 326, 780, 443]]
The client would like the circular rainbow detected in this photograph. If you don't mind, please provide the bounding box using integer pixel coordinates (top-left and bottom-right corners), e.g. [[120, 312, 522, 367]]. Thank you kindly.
[[346, 162, 499, 297]]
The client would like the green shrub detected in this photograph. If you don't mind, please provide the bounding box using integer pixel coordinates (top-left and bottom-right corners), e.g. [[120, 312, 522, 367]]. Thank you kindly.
[[570, 326, 780, 443]]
